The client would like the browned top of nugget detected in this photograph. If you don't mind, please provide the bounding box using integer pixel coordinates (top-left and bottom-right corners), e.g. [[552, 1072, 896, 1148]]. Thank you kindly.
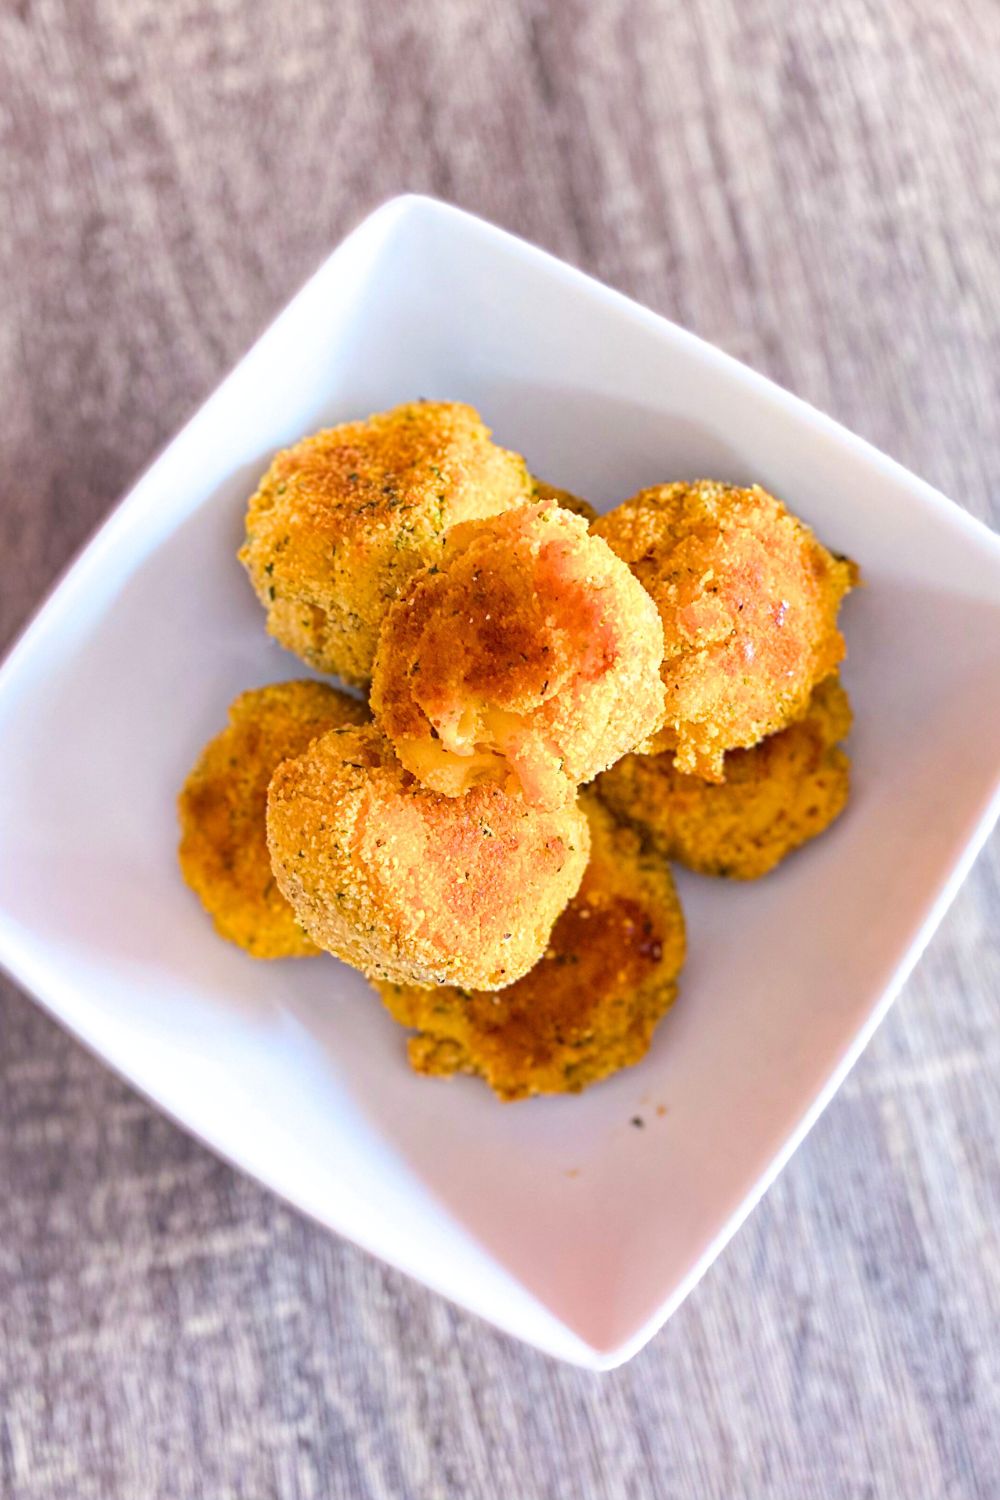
[[597, 675, 852, 879], [530, 475, 599, 525], [377, 795, 685, 1100], [370, 503, 664, 808], [240, 402, 531, 685], [266, 722, 590, 990], [593, 481, 856, 780], [178, 680, 368, 958]]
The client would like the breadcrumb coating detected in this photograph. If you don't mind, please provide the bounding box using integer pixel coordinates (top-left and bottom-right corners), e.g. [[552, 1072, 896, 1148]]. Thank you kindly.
[[370, 503, 665, 808], [530, 476, 598, 525], [240, 402, 531, 685], [593, 481, 856, 780], [596, 675, 851, 879], [377, 795, 685, 1100], [177, 680, 368, 958], [266, 723, 590, 989]]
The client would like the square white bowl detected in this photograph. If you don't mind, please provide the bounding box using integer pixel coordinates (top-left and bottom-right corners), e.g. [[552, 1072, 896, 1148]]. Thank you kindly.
[[1, 195, 999, 1370]]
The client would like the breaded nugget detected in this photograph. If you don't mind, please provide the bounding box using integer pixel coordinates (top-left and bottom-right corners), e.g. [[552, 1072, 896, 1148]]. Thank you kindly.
[[370, 503, 665, 808], [240, 402, 531, 685], [266, 723, 590, 989], [593, 481, 855, 780], [530, 475, 598, 525], [178, 680, 368, 957], [377, 795, 685, 1100], [596, 675, 851, 879]]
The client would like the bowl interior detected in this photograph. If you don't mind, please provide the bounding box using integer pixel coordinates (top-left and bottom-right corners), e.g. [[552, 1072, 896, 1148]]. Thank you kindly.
[[1, 198, 999, 1365]]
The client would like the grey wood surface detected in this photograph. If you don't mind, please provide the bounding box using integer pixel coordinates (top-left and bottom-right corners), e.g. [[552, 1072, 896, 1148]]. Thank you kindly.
[[2, 1, 999, 1496]]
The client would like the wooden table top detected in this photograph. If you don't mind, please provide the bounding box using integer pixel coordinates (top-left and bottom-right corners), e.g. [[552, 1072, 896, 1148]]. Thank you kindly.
[[1, 1, 998, 1495]]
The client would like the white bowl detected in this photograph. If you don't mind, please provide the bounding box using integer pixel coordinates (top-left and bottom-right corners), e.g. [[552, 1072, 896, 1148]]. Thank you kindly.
[[1, 196, 998, 1369]]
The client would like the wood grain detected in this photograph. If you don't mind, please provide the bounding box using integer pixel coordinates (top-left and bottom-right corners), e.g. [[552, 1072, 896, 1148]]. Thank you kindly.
[[1, 1, 999, 1495]]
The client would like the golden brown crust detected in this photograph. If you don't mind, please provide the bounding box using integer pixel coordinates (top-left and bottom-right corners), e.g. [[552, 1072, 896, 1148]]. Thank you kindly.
[[370, 503, 665, 808], [530, 476, 599, 525], [377, 795, 685, 1100], [593, 481, 856, 780], [177, 680, 368, 957], [266, 723, 590, 989], [240, 402, 531, 685], [596, 675, 852, 878]]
